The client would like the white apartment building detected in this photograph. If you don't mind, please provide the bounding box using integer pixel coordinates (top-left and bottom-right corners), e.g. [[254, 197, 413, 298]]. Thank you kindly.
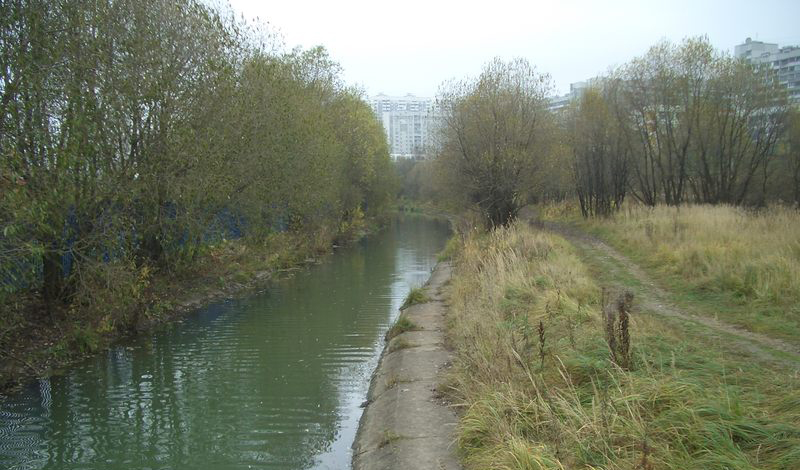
[[369, 94, 441, 160], [548, 81, 591, 112], [735, 37, 800, 104]]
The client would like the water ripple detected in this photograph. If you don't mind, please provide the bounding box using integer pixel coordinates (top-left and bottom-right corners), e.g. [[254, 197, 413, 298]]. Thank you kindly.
[[0, 217, 450, 469]]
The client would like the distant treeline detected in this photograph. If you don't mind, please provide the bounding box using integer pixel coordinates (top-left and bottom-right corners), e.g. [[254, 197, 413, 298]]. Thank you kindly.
[[0, 0, 395, 308], [401, 37, 799, 225], [567, 38, 796, 217]]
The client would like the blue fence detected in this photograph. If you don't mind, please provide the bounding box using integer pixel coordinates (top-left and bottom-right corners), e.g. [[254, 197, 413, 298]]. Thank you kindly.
[[1, 203, 283, 294]]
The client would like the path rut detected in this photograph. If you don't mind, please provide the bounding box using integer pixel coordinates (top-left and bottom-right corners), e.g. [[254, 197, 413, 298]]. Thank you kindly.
[[538, 220, 800, 370]]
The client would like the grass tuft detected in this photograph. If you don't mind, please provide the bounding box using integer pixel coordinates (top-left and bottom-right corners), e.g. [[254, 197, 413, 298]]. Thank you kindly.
[[401, 287, 430, 309], [387, 337, 415, 353], [378, 429, 401, 448], [385, 315, 420, 340]]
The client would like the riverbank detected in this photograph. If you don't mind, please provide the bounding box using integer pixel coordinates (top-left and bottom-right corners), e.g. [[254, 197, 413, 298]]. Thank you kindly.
[[0, 216, 451, 468], [353, 261, 462, 470], [0, 222, 376, 396], [444, 220, 798, 469]]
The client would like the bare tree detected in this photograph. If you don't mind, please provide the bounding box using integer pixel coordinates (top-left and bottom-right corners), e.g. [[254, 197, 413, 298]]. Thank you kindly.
[[620, 38, 713, 206], [569, 83, 631, 217], [690, 57, 788, 204], [790, 110, 800, 207]]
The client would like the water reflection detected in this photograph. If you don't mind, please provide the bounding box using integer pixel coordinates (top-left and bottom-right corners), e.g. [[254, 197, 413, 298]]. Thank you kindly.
[[0, 216, 450, 470]]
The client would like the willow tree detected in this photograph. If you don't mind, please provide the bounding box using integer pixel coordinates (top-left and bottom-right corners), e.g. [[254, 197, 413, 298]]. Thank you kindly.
[[0, 0, 123, 305], [124, 0, 240, 266], [436, 58, 553, 227], [226, 48, 344, 234]]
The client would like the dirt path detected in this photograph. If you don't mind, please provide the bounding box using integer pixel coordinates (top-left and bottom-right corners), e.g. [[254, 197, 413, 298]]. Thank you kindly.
[[539, 220, 800, 369], [352, 262, 462, 470]]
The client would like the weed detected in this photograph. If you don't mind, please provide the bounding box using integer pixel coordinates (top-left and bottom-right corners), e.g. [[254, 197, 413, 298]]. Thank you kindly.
[[438, 235, 461, 262], [387, 338, 414, 353], [71, 327, 100, 354], [385, 374, 411, 389], [537, 320, 546, 368], [232, 270, 250, 284], [604, 290, 633, 370], [401, 287, 429, 309], [378, 429, 401, 448], [567, 304, 579, 349], [635, 438, 653, 470], [385, 315, 420, 340]]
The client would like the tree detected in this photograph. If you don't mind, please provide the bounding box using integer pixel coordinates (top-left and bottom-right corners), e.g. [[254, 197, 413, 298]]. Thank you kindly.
[[436, 58, 553, 227], [609, 36, 789, 207], [787, 109, 800, 207], [0, 0, 394, 319], [620, 38, 714, 206], [690, 56, 788, 205], [568, 84, 631, 217], [329, 88, 396, 220]]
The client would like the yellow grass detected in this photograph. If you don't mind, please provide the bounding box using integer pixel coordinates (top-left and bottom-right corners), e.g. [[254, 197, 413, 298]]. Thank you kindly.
[[566, 204, 800, 341], [445, 222, 799, 469], [608, 205, 799, 303]]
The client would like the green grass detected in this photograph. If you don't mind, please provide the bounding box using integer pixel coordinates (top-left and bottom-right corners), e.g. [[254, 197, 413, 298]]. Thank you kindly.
[[401, 287, 430, 310], [446, 222, 799, 470], [438, 235, 461, 262], [385, 315, 420, 340]]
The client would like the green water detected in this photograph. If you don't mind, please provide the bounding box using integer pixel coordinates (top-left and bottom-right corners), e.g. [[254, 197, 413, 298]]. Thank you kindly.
[[0, 216, 450, 470]]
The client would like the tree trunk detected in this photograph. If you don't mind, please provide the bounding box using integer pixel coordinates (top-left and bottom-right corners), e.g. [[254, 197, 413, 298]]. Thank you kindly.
[[42, 249, 63, 313]]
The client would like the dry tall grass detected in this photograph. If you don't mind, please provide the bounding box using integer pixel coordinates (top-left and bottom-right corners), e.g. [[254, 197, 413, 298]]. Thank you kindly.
[[446, 223, 799, 469], [579, 204, 800, 341]]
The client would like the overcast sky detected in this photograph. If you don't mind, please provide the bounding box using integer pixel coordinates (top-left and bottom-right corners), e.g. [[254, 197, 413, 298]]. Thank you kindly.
[[226, 0, 800, 97]]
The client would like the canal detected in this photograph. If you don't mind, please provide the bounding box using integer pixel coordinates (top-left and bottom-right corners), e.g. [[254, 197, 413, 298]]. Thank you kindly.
[[0, 216, 451, 470]]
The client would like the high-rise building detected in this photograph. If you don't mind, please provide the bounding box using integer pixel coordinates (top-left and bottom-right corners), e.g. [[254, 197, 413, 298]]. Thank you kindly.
[[548, 81, 592, 112], [369, 94, 442, 160], [735, 37, 800, 104]]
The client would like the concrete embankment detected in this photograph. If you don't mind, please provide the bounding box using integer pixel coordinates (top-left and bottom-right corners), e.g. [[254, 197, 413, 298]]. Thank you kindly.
[[352, 262, 462, 470]]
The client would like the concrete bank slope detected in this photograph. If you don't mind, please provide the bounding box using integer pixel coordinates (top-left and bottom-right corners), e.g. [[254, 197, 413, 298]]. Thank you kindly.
[[352, 261, 462, 470]]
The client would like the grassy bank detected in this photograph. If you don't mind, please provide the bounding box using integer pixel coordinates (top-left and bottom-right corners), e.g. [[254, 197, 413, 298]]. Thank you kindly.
[[0, 220, 375, 395], [445, 223, 799, 469], [541, 203, 800, 345]]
